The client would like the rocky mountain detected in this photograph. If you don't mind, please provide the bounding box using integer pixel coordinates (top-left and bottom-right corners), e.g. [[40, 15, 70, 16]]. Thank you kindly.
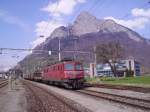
[[49, 12, 144, 42], [20, 12, 150, 74]]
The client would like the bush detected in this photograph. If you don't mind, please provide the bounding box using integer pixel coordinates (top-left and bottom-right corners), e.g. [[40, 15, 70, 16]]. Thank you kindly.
[[126, 69, 134, 77]]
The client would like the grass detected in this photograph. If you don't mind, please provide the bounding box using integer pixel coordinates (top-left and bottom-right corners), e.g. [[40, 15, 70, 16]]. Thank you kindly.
[[85, 76, 150, 87]]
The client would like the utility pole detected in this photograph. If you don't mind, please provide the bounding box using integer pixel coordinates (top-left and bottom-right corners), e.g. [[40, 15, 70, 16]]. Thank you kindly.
[[73, 37, 78, 60], [94, 46, 97, 65], [58, 38, 61, 61], [94, 46, 97, 76]]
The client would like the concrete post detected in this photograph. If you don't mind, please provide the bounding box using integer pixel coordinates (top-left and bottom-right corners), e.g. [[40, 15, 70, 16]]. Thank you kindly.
[[90, 63, 97, 78]]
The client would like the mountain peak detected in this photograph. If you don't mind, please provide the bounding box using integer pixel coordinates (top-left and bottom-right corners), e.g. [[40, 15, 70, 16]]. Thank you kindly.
[[72, 11, 102, 36], [77, 11, 96, 20]]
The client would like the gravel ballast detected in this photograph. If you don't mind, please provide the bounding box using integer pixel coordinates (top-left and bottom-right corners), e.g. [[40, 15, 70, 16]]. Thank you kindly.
[[26, 80, 149, 112], [24, 80, 89, 112]]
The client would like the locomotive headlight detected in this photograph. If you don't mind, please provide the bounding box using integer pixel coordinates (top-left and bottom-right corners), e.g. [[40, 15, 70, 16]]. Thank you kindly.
[[65, 71, 82, 75], [65, 71, 72, 75]]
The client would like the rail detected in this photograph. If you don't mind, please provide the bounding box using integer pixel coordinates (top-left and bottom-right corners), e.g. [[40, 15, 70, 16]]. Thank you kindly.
[[0, 80, 8, 88], [23, 80, 91, 112], [77, 89, 150, 110]]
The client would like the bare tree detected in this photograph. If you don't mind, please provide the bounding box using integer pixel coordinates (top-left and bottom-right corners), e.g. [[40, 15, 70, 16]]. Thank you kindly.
[[96, 41, 124, 77]]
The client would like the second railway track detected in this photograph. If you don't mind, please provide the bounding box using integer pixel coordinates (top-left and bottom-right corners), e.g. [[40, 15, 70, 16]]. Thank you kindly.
[[0, 80, 8, 88], [77, 89, 150, 111]]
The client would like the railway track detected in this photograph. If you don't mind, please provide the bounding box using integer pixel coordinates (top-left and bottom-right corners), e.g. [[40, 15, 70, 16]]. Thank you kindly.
[[0, 80, 8, 88], [77, 89, 150, 111], [23, 80, 91, 112], [86, 83, 150, 93]]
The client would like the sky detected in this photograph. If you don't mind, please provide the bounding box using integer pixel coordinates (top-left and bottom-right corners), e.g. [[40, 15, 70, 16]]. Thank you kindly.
[[0, 0, 150, 71]]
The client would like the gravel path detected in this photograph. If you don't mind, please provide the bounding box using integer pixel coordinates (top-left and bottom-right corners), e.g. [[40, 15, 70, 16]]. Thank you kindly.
[[24, 80, 80, 112]]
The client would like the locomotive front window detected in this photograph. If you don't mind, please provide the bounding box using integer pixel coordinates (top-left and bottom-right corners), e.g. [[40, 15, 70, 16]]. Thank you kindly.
[[64, 63, 74, 70], [75, 64, 82, 70]]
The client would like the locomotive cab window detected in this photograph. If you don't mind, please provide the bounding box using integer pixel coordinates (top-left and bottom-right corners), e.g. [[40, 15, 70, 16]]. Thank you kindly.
[[64, 63, 74, 70], [75, 64, 82, 70]]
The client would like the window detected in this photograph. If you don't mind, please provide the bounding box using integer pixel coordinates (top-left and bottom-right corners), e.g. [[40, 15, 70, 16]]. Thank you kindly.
[[64, 63, 74, 70], [75, 64, 82, 70]]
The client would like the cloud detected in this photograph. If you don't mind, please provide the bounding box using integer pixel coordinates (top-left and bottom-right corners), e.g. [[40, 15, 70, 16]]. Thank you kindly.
[[105, 16, 149, 29], [32, 20, 64, 48], [0, 10, 30, 31], [33, 0, 87, 48], [41, 0, 86, 16], [104, 8, 150, 30], [35, 20, 63, 37], [132, 8, 150, 18]]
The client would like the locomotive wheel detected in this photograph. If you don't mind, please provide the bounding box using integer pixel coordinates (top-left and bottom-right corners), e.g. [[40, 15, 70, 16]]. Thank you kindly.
[[72, 80, 79, 90], [63, 83, 72, 89]]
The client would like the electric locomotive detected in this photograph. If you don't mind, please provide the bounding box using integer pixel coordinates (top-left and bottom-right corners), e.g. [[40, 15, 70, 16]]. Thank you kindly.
[[42, 60, 85, 89]]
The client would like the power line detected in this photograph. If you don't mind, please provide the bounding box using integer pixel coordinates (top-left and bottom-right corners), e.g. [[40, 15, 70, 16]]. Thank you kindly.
[[88, 0, 103, 13], [119, 1, 150, 20], [0, 47, 93, 53], [94, 0, 113, 17], [69, 0, 104, 24], [0, 48, 45, 51]]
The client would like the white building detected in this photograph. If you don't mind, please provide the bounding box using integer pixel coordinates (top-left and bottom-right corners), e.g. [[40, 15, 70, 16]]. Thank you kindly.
[[96, 59, 141, 77], [0, 72, 8, 79]]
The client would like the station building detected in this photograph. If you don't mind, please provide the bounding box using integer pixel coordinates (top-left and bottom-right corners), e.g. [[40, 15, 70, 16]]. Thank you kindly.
[[96, 59, 141, 77], [0, 71, 9, 79]]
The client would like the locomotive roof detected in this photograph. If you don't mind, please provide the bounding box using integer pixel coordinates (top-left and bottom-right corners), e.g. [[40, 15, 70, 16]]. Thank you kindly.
[[46, 60, 81, 67]]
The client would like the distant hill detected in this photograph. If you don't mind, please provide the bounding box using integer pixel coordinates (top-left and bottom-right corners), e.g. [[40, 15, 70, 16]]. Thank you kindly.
[[19, 12, 150, 74]]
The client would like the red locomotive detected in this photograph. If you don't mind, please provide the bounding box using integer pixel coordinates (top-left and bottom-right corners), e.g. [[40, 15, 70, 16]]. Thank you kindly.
[[30, 60, 85, 89], [42, 60, 84, 89]]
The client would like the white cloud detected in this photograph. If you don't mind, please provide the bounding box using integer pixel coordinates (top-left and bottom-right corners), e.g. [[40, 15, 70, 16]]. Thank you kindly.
[[132, 8, 150, 18], [41, 0, 86, 16], [35, 20, 63, 37], [32, 20, 64, 48], [33, 0, 87, 47], [0, 10, 30, 31], [105, 16, 149, 29], [104, 8, 150, 30]]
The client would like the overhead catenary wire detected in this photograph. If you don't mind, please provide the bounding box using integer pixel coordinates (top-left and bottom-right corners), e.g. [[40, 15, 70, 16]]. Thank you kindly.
[[87, 0, 103, 14], [0, 47, 93, 54]]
